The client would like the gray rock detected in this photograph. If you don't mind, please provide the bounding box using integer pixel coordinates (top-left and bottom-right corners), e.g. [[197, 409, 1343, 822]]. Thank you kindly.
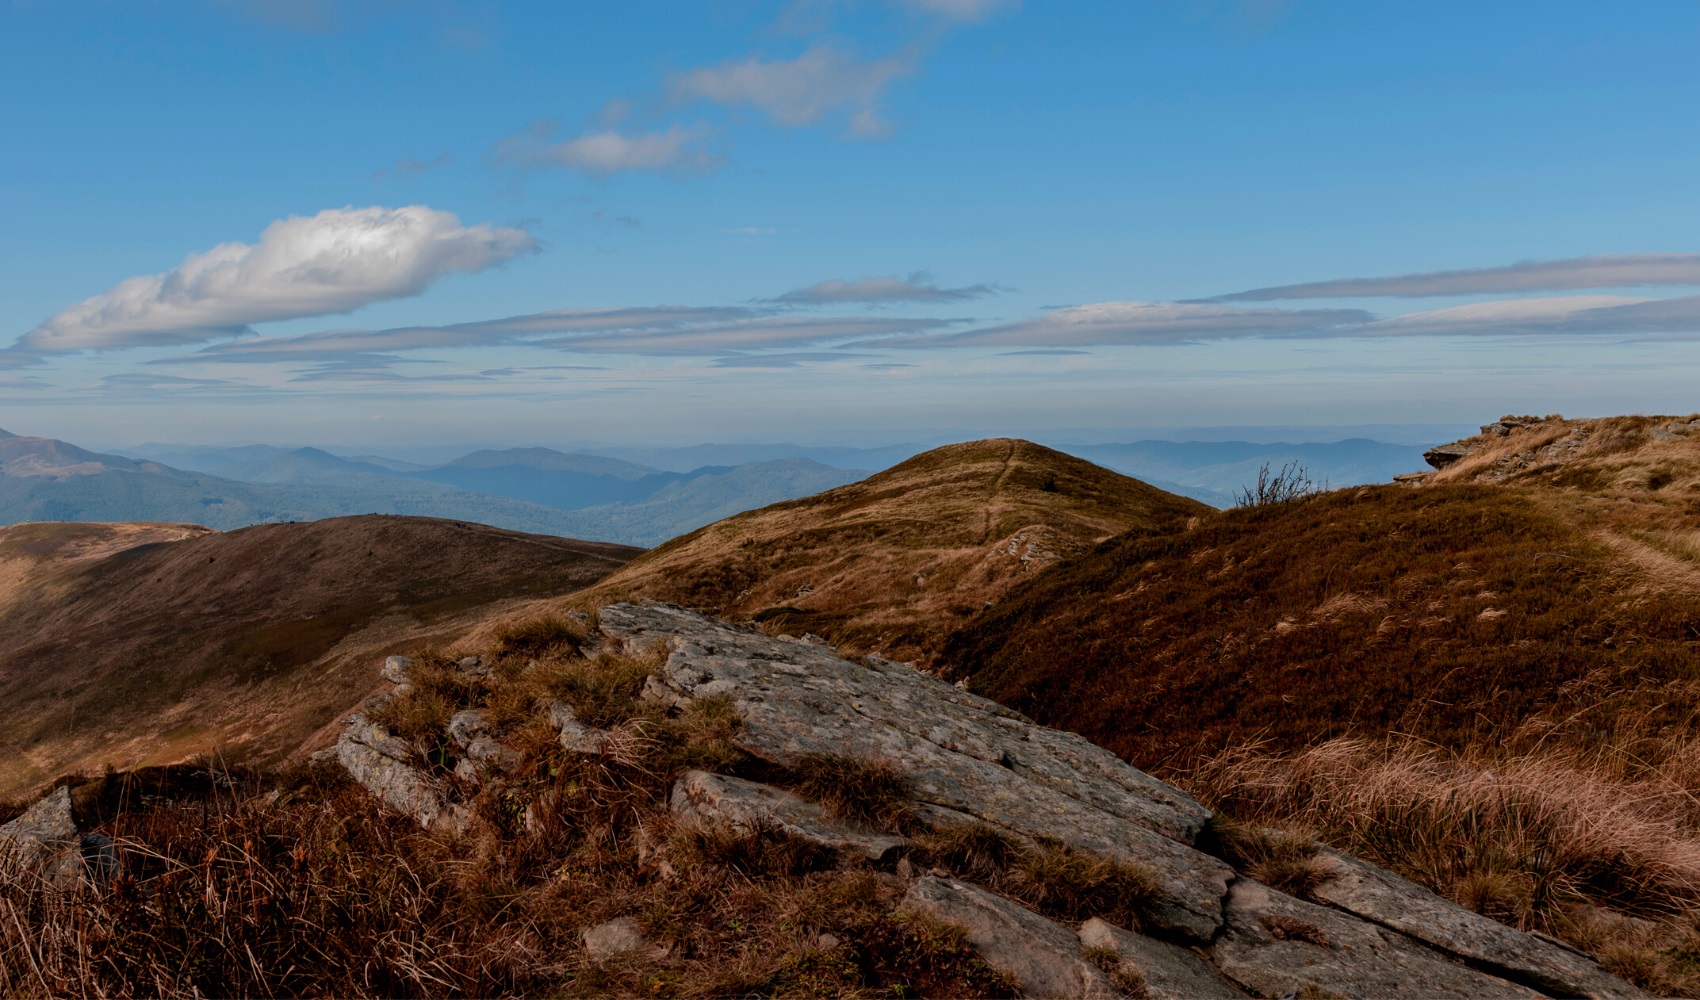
[[548, 699, 609, 754], [1210, 879, 1539, 999], [670, 770, 907, 862], [335, 713, 467, 832], [464, 737, 514, 767], [1308, 848, 1653, 999], [456, 655, 490, 679], [903, 876, 1123, 998], [582, 916, 645, 957], [1078, 917, 1246, 999], [1424, 441, 1478, 469], [381, 655, 413, 685], [600, 602, 1231, 941], [0, 785, 81, 878], [446, 708, 487, 748]]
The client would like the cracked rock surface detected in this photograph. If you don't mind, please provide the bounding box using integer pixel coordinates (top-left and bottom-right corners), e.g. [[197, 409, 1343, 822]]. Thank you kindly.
[[670, 769, 906, 862], [598, 602, 1651, 999], [602, 601, 1231, 942]]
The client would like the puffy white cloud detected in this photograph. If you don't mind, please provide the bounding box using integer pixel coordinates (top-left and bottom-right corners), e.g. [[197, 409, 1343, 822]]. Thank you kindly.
[[492, 122, 720, 176], [671, 45, 909, 135], [903, 300, 1371, 347], [773, 272, 996, 304], [1216, 253, 1700, 301], [22, 206, 538, 353]]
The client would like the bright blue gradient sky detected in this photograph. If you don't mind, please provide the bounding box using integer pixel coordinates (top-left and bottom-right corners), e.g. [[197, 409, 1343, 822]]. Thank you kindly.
[[5, 0, 1700, 447]]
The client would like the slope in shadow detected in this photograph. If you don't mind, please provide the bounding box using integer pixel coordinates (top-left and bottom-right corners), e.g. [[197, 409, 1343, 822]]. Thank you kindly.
[[0, 515, 640, 797]]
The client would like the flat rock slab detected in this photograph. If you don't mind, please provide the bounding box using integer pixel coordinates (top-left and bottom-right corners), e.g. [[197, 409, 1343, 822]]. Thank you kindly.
[[336, 714, 466, 832], [1309, 848, 1653, 1000], [671, 770, 906, 861], [601, 602, 1232, 941], [1078, 917, 1246, 999], [904, 876, 1123, 999], [1210, 879, 1540, 999], [582, 916, 645, 957]]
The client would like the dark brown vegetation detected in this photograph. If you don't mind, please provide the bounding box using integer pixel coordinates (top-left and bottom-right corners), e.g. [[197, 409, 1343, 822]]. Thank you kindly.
[[0, 516, 640, 798], [946, 414, 1700, 994], [540, 438, 1210, 665]]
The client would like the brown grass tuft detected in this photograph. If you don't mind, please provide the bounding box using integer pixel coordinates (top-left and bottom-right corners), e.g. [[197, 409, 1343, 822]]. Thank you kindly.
[[787, 753, 917, 834]]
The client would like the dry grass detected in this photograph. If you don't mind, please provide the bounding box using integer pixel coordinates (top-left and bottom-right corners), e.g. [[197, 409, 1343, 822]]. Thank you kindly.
[[1188, 737, 1700, 995], [550, 438, 1211, 666], [911, 823, 1161, 930], [0, 624, 1028, 998], [787, 754, 917, 834]]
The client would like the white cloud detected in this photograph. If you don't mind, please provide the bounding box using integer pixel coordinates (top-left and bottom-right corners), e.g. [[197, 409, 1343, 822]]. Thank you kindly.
[[773, 272, 997, 304], [492, 122, 720, 177], [671, 44, 910, 135], [1216, 252, 1700, 301], [22, 205, 537, 353], [539, 315, 950, 354]]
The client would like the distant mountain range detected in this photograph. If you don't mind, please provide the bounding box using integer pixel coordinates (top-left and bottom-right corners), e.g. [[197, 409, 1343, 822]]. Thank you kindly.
[[6, 432, 865, 545]]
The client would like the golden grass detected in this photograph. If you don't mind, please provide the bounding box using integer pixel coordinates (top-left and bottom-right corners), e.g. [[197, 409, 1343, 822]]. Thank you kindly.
[[1188, 737, 1700, 995]]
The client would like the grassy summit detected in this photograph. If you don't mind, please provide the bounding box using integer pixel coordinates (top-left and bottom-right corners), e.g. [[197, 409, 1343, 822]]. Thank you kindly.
[[562, 438, 1210, 665]]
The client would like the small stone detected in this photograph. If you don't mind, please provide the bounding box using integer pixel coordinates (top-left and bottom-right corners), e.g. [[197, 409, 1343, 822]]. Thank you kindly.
[[446, 709, 487, 748], [817, 933, 842, 949], [897, 856, 915, 880], [380, 655, 413, 685], [582, 916, 645, 957], [456, 655, 490, 679], [549, 700, 609, 754]]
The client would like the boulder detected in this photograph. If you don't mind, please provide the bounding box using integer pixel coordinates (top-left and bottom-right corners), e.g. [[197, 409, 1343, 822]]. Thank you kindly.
[[1078, 917, 1245, 999], [903, 876, 1123, 998], [1307, 848, 1652, 999], [600, 602, 1232, 942], [1209, 879, 1538, 999], [335, 713, 467, 832], [0, 785, 116, 884], [670, 770, 907, 862], [582, 916, 646, 957]]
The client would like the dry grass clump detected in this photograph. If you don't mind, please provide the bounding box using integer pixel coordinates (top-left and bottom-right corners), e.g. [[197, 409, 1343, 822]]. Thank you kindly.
[[787, 753, 917, 833], [1188, 737, 1700, 994], [911, 823, 1160, 930], [491, 613, 591, 657], [1206, 817, 1331, 899]]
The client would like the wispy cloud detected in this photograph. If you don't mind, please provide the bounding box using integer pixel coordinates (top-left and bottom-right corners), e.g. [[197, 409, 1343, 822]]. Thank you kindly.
[[901, 300, 1371, 347], [1214, 252, 1700, 301], [21, 206, 538, 353], [671, 44, 911, 137], [374, 153, 454, 180], [491, 122, 721, 177], [539, 315, 950, 354], [771, 272, 997, 304], [898, 0, 1015, 21]]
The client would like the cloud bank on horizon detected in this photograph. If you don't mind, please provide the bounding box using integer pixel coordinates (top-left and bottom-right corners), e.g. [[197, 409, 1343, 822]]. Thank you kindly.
[[20, 243, 1700, 372]]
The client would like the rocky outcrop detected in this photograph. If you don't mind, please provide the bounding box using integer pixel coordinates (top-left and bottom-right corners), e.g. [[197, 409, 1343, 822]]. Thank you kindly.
[[903, 876, 1122, 998], [601, 601, 1230, 942], [334, 713, 467, 832], [670, 770, 906, 862], [1212, 879, 1539, 998], [0, 785, 117, 884], [1424, 440, 1478, 469], [597, 602, 1649, 1000], [1308, 848, 1647, 1000]]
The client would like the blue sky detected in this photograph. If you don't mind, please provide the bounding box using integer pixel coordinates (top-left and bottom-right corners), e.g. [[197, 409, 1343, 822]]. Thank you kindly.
[[5, 0, 1700, 448]]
